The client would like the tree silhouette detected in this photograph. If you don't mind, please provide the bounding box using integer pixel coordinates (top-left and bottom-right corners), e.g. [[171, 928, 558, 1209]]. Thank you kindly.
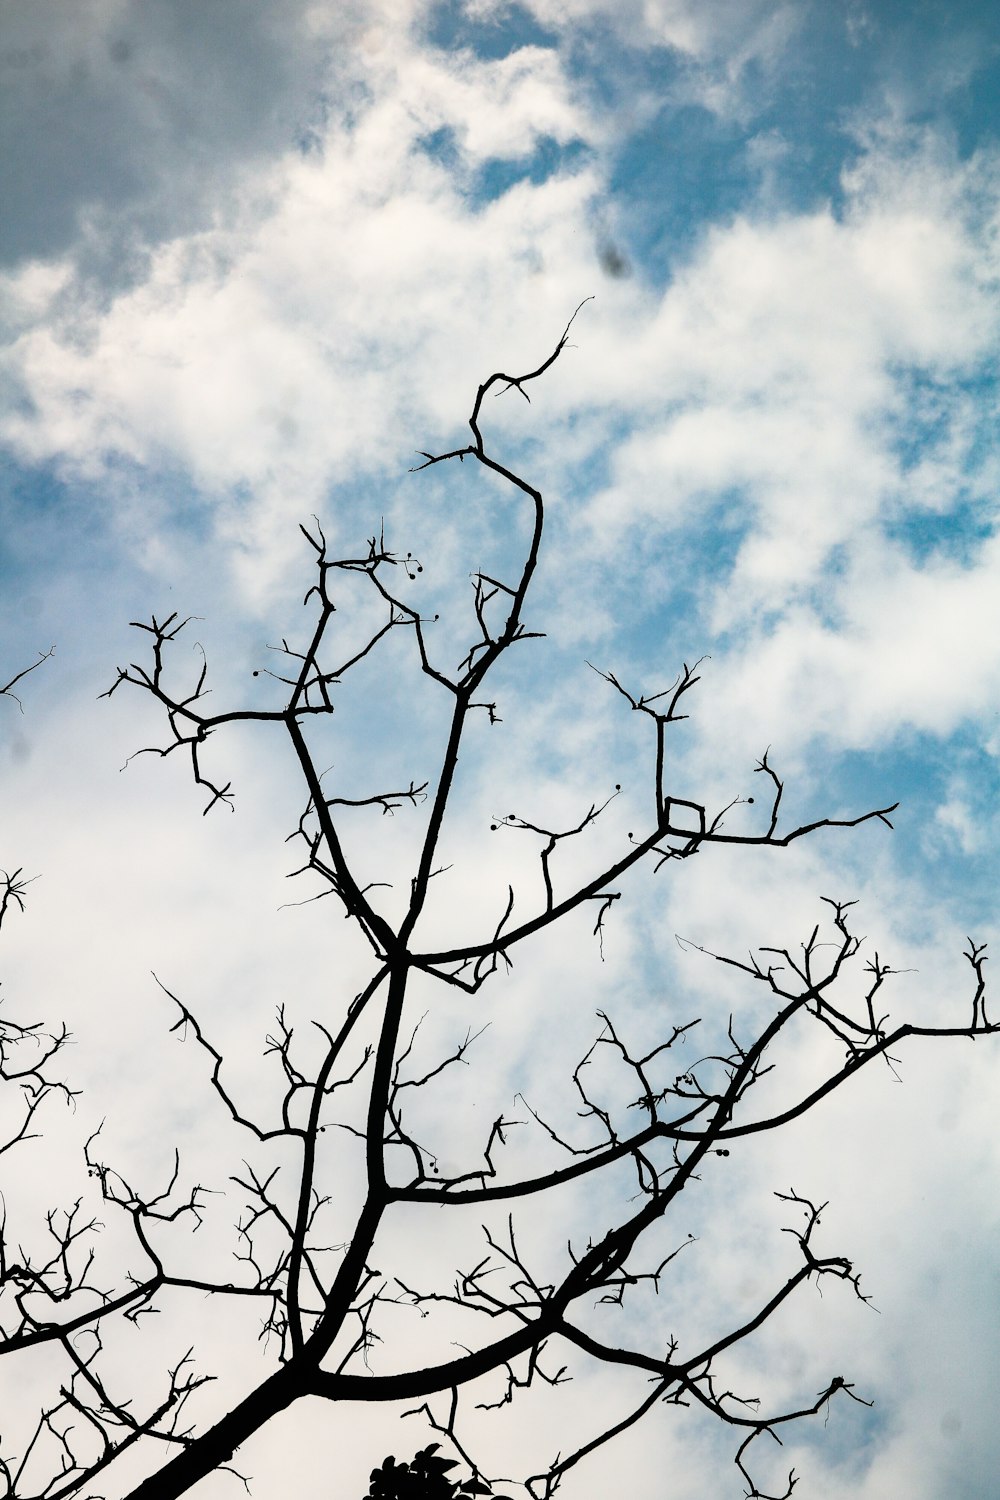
[[0, 317, 995, 1500]]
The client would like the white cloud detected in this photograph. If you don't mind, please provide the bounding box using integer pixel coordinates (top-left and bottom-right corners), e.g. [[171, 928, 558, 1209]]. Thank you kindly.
[[4, 72, 998, 777], [569, 131, 1000, 754], [0, 30, 601, 609], [694, 531, 1000, 755]]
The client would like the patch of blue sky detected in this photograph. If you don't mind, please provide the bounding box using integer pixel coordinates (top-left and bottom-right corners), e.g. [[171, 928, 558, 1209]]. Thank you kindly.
[[0, 457, 109, 599], [888, 370, 999, 456], [950, 43, 1000, 158], [602, 101, 855, 284], [885, 501, 995, 568], [425, 0, 559, 61], [6, 451, 215, 556], [426, 6, 857, 273], [423, 0, 1000, 293], [616, 496, 752, 645], [847, 0, 1000, 134], [813, 731, 1000, 932], [888, 365, 1000, 448], [1, 453, 77, 532], [472, 134, 593, 202], [606, 105, 770, 276], [878, 370, 1000, 559], [415, 122, 593, 206], [0, 454, 239, 700], [807, 541, 852, 626]]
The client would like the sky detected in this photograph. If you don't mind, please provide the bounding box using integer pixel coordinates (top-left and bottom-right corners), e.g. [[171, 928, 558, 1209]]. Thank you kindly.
[[1, 1, 1000, 1497]]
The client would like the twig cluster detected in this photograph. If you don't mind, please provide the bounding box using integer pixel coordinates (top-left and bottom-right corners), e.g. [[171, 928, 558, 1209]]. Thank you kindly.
[[0, 313, 995, 1500]]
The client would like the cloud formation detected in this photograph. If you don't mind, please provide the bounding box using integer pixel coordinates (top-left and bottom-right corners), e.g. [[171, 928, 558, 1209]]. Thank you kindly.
[[2, 3, 999, 1498]]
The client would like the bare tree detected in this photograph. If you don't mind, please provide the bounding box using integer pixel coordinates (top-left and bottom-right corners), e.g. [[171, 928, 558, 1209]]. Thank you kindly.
[[0, 317, 994, 1500]]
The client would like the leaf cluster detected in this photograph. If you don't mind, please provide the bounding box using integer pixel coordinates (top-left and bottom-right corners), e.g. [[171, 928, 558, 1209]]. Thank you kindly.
[[365, 1443, 510, 1500]]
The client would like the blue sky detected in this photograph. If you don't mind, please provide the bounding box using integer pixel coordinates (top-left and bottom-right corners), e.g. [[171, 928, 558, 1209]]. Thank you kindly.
[[2, 2, 1000, 1497]]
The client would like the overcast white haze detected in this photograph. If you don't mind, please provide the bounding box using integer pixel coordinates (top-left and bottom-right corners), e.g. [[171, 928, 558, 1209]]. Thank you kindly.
[[2, 0, 1000, 1497]]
